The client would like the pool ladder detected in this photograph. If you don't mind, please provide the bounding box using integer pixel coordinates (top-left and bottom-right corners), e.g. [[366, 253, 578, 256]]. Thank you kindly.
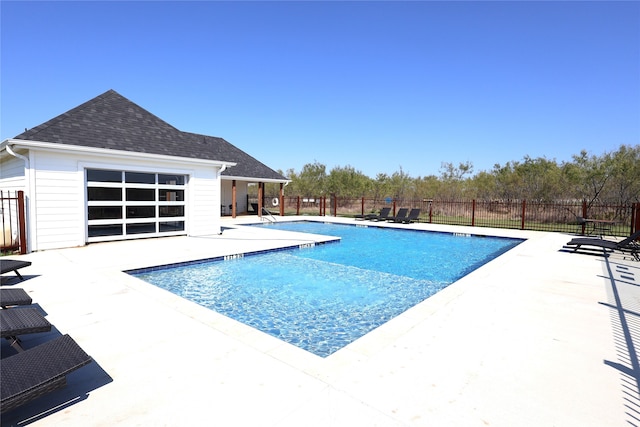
[[261, 207, 277, 223]]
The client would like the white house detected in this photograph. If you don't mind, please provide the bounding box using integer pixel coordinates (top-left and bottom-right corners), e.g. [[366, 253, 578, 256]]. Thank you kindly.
[[0, 90, 289, 252]]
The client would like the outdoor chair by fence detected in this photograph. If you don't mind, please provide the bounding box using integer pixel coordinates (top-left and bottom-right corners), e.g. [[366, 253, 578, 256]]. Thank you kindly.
[[366, 207, 392, 221], [1, 334, 93, 414], [1, 307, 52, 352], [1, 260, 32, 281], [0, 288, 32, 309], [387, 208, 408, 222], [394, 208, 421, 224], [565, 230, 640, 261], [356, 207, 390, 221], [574, 215, 617, 237], [354, 212, 375, 220]]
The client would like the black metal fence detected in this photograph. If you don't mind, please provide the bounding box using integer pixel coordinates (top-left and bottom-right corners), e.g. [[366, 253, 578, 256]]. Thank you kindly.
[[260, 195, 639, 237], [1, 191, 27, 254]]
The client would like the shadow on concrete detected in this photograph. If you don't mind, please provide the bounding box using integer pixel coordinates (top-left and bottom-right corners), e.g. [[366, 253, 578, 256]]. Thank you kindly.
[[1, 330, 113, 427], [601, 259, 640, 425]]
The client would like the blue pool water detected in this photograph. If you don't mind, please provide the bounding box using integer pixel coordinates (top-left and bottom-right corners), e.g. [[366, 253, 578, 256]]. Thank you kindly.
[[130, 222, 523, 357]]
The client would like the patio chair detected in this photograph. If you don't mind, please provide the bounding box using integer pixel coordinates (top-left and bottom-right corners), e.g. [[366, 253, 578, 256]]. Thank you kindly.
[[1, 307, 52, 352], [394, 208, 421, 224], [1, 288, 32, 309], [356, 207, 390, 221], [571, 214, 617, 237], [565, 230, 640, 261], [366, 207, 392, 221], [1, 334, 93, 414], [354, 212, 373, 220], [1, 260, 32, 281], [386, 208, 409, 222]]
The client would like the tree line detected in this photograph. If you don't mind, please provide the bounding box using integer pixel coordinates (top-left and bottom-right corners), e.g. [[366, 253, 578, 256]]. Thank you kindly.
[[266, 144, 640, 206]]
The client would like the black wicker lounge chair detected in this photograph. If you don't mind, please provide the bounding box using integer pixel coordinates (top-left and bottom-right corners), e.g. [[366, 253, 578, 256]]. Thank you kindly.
[[387, 208, 408, 222], [0, 288, 32, 309], [1, 260, 32, 281], [394, 208, 421, 224], [565, 230, 640, 261], [356, 207, 391, 221], [1, 334, 93, 414], [367, 207, 392, 221], [1, 308, 52, 351]]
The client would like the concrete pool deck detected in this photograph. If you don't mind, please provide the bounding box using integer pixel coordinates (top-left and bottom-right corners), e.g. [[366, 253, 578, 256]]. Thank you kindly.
[[1, 216, 638, 426]]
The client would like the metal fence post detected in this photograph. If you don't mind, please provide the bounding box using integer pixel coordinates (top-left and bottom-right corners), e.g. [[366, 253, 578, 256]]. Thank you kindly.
[[581, 200, 587, 235], [472, 199, 476, 226], [521, 200, 526, 230], [17, 191, 27, 254]]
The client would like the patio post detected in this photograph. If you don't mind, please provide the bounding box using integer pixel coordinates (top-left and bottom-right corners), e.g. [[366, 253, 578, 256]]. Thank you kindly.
[[232, 180, 237, 218], [18, 191, 27, 254], [258, 182, 263, 217], [279, 183, 284, 216]]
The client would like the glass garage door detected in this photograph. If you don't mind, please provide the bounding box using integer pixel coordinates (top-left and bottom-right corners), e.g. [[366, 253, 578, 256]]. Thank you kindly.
[[86, 169, 187, 242]]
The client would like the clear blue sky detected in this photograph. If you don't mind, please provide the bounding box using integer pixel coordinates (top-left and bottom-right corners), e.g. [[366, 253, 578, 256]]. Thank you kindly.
[[2, 1, 638, 178]]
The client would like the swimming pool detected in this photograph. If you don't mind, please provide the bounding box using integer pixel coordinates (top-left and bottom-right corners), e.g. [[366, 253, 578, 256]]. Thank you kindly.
[[130, 222, 523, 357]]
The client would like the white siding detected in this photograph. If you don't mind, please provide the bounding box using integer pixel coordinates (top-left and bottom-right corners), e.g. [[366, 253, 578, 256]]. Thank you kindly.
[[189, 168, 221, 236], [30, 151, 85, 250], [0, 154, 26, 192], [236, 181, 249, 212]]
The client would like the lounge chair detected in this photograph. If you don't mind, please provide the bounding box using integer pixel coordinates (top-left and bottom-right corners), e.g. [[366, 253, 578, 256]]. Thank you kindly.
[[1, 288, 32, 309], [356, 207, 390, 221], [354, 212, 373, 220], [1, 260, 32, 281], [386, 208, 408, 222], [394, 208, 421, 224], [1, 307, 52, 351], [565, 230, 640, 261], [367, 207, 392, 221], [1, 334, 93, 414]]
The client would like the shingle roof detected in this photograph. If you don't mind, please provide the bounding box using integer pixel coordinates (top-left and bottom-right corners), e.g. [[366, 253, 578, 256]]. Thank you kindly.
[[13, 89, 287, 181]]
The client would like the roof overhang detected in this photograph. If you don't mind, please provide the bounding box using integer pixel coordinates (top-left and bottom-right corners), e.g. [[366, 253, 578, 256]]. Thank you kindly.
[[220, 174, 290, 184], [1, 139, 236, 169]]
